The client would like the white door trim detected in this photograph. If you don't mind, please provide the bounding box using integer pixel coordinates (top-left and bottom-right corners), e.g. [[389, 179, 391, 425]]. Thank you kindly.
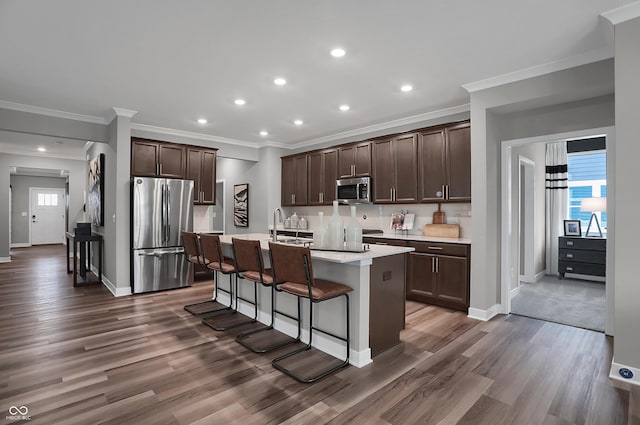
[[518, 155, 535, 284], [500, 126, 615, 336], [29, 187, 66, 245]]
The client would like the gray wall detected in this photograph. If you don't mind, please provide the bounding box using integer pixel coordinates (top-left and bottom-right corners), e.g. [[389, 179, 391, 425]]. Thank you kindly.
[[613, 16, 640, 373], [0, 153, 86, 260], [10, 175, 66, 244], [469, 59, 615, 312]]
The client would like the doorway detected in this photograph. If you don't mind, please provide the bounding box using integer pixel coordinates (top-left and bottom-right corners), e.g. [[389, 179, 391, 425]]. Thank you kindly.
[[30, 187, 66, 245], [501, 126, 614, 335]]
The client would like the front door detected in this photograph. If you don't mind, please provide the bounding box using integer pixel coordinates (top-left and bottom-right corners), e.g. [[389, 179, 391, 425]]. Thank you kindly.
[[30, 188, 65, 245]]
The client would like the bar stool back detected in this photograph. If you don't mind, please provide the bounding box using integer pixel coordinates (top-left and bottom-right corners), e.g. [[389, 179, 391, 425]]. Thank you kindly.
[[269, 242, 352, 383], [182, 231, 229, 315], [200, 234, 255, 331], [233, 238, 299, 353]]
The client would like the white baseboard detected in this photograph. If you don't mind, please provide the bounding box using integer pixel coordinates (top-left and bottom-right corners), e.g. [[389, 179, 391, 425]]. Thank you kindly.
[[468, 304, 502, 321], [92, 265, 131, 297], [10, 243, 31, 248], [0, 256, 10, 263], [535, 270, 546, 282], [610, 359, 640, 387]]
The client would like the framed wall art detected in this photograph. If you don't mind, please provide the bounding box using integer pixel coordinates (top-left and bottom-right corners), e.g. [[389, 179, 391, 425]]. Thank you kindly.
[[234, 183, 249, 227], [87, 153, 105, 226]]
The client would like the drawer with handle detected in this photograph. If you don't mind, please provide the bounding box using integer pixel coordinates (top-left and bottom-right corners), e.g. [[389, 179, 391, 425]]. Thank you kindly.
[[558, 261, 605, 277], [559, 248, 606, 264], [408, 241, 469, 257], [559, 237, 606, 251]]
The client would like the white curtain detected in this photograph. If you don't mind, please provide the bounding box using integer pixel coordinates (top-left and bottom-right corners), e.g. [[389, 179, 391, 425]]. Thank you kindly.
[[545, 141, 568, 276]]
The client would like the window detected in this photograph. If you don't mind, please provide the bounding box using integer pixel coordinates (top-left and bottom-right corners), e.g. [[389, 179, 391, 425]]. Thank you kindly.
[[37, 193, 58, 207], [567, 151, 606, 233]]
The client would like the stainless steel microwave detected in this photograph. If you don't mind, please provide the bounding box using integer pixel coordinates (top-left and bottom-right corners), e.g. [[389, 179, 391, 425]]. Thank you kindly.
[[336, 177, 371, 204]]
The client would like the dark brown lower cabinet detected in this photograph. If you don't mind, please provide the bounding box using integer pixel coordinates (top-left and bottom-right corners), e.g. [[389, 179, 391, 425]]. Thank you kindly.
[[406, 242, 469, 312]]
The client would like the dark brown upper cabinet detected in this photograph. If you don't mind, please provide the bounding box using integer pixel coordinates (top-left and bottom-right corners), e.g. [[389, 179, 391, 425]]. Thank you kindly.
[[372, 133, 418, 203], [308, 149, 338, 205], [418, 121, 471, 203], [338, 142, 371, 178], [281, 154, 308, 206], [131, 138, 186, 178], [186, 148, 217, 205]]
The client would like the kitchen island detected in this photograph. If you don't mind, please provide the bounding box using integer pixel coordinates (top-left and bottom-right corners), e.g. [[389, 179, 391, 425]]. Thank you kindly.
[[215, 233, 413, 367]]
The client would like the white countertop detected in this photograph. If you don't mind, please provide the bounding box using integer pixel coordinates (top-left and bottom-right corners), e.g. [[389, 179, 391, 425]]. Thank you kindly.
[[363, 232, 472, 245], [219, 233, 414, 264]]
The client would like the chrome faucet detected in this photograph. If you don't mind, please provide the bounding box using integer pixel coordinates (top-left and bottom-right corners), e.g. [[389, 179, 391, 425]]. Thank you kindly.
[[272, 208, 283, 242]]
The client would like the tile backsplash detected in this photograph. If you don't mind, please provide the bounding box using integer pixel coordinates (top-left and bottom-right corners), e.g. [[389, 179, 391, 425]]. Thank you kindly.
[[281, 202, 471, 238]]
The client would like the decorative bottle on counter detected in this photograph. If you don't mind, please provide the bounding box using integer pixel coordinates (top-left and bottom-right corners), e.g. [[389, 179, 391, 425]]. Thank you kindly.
[[328, 201, 344, 250], [290, 212, 299, 229], [313, 212, 327, 248], [345, 205, 362, 250], [299, 215, 307, 230]]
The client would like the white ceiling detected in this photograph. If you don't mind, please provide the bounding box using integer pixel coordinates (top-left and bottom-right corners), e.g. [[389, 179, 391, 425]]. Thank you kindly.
[[0, 0, 631, 158]]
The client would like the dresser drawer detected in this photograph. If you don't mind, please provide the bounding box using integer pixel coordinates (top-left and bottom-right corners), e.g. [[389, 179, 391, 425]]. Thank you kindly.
[[559, 249, 605, 264], [408, 241, 469, 257], [559, 261, 606, 277], [559, 237, 606, 251]]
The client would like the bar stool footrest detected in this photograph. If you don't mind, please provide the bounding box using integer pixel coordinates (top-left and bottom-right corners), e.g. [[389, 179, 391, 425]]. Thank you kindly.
[[202, 311, 256, 331], [236, 326, 299, 353], [272, 347, 349, 383], [184, 300, 229, 315]]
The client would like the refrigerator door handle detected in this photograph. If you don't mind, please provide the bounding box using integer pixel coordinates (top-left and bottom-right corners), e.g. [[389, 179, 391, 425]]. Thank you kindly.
[[166, 185, 171, 241], [160, 183, 166, 243]]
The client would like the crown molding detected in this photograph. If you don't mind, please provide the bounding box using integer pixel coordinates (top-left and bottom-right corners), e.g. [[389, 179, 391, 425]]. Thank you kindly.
[[0, 100, 107, 124], [291, 103, 470, 150], [261, 141, 291, 149], [601, 1, 640, 25], [130, 123, 260, 149], [111, 107, 138, 119], [462, 47, 613, 93]]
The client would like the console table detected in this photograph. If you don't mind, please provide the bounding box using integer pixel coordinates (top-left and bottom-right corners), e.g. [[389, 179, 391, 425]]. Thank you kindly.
[[558, 236, 606, 279], [66, 232, 103, 287]]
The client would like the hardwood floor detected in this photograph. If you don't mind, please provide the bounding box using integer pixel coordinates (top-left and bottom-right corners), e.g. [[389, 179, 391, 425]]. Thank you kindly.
[[0, 245, 635, 424]]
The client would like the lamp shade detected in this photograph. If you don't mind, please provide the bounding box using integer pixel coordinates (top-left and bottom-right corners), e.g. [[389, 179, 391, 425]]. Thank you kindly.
[[580, 197, 606, 212]]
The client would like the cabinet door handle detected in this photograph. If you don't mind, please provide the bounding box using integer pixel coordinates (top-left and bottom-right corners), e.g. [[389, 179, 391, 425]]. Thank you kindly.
[[566, 241, 574, 246], [431, 257, 435, 273], [445, 185, 450, 200], [390, 188, 393, 201], [352, 164, 355, 176], [292, 194, 295, 205], [566, 253, 573, 259], [156, 163, 160, 175], [566, 266, 573, 271], [320, 192, 323, 203], [436, 257, 439, 273], [427, 246, 443, 250], [159, 163, 163, 175], [441, 184, 446, 200]]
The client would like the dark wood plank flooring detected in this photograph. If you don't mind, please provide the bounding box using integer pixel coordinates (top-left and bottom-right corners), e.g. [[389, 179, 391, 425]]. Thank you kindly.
[[0, 245, 636, 424]]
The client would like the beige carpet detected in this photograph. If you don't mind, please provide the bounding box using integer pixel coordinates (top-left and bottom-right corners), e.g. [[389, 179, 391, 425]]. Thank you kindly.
[[511, 275, 605, 332]]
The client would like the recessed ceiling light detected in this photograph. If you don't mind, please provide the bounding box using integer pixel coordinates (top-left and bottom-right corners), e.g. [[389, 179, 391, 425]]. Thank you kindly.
[[294, 119, 303, 126], [37, 147, 47, 152], [339, 104, 350, 111], [260, 130, 269, 136], [234, 99, 246, 105], [197, 118, 207, 124], [331, 48, 346, 58], [401, 84, 413, 92], [274, 78, 287, 86]]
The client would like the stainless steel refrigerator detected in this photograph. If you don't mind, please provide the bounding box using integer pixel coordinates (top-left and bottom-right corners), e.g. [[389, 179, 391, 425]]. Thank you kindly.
[[131, 177, 194, 293]]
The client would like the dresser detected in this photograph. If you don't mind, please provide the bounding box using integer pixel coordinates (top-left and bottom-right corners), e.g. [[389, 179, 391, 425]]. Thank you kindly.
[[558, 236, 606, 278]]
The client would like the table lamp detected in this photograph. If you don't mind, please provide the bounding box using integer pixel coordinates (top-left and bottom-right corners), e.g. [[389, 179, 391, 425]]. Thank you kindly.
[[581, 197, 606, 238]]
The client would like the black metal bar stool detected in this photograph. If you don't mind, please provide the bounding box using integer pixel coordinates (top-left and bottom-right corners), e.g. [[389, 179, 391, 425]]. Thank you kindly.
[[268, 242, 352, 383], [182, 231, 230, 316], [200, 234, 255, 331], [233, 238, 300, 353]]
